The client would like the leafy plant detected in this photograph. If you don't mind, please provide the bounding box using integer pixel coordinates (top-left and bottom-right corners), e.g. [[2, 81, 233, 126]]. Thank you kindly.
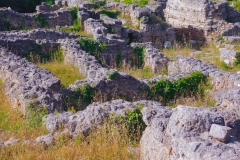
[[109, 28, 114, 34], [154, 71, 206, 105], [107, 71, 118, 79], [234, 53, 240, 66], [100, 10, 119, 18], [34, 14, 48, 27], [133, 45, 145, 68], [116, 49, 122, 68], [24, 101, 47, 128], [79, 38, 108, 62], [76, 84, 95, 103]]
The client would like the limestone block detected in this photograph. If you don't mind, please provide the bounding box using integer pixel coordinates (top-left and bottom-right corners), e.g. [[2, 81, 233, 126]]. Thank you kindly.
[[209, 124, 232, 142]]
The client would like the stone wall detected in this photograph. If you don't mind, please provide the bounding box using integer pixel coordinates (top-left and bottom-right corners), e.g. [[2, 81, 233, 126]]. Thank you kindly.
[[131, 42, 168, 73], [0, 7, 72, 31], [0, 46, 62, 113]]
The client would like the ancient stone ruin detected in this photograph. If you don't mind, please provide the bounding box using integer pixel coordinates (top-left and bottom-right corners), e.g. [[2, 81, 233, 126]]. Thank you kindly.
[[0, 0, 240, 159]]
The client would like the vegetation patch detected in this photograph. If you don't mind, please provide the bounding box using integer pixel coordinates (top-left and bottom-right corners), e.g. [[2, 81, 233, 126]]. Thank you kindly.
[[229, 0, 240, 10], [0, 79, 48, 140], [100, 10, 119, 18], [79, 38, 108, 63], [116, 49, 122, 68], [36, 48, 85, 88], [107, 71, 118, 79], [34, 14, 48, 27], [63, 84, 94, 111], [119, 66, 154, 79], [24, 46, 64, 63], [110, 106, 146, 141], [133, 45, 145, 68], [122, 0, 149, 7], [153, 71, 207, 105]]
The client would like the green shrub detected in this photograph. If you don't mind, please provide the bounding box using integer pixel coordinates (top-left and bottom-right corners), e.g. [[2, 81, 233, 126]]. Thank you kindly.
[[234, 53, 240, 66], [76, 84, 95, 103], [133, 45, 145, 68], [70, 7, 78, 22], [24, 45, 64, 63], [79, 38, 108, 62], [116, 49, 122, 68], [34, 14, 48, 27], [24, 101, 47, 128], [107, 71, 118, 79], [100, 10, 119, 18], [122, 0, 149, 6], [109, 107, 146, 141], [154, 71, 206, 105], [109, 28, 114, 34], [220, 61, 229, 70]]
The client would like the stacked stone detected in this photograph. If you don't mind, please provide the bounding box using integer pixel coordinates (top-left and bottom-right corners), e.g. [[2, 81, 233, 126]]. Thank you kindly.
[[131, 42, 168, 73], [36, 2, 61, 13], [44, 99, 163, 136], [0, 46, 62, 113], [100, 15, 122, 35], [0, 7, 72, 31]]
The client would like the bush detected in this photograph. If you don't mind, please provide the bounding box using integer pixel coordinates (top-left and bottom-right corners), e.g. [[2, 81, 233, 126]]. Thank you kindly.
[[107, 71, 118, 79], [109, 107, 146, 141], [133, 45, 145, 68], [100, 10, 119, 18], [79, 38, 108, 62], [34, 14, 48, 27], [116, 49, 122, 68], [154, 71, 206, 105], [76, 84, 94, 103], [234, 53, 240, 66], [24, 101, 47, 128]]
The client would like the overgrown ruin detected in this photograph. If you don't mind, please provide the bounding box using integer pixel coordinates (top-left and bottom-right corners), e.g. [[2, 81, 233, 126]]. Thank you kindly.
[[0, 0, 240, 159]]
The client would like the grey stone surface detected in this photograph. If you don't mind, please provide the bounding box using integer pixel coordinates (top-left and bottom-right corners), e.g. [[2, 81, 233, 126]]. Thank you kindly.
[[36, 133, 54, 146], [44, 99, 163, 136], [0, 46, 62, 113], [4, 137, 20, 146], [209, 124, 232, 142], [141, 105, 240, 160]]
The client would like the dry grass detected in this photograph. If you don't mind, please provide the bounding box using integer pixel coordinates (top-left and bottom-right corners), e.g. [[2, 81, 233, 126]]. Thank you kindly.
[[37, 62, 85, 88], [161, 44, 193, 61], [119, 66, 155, 79], [0, 79, 139, 160], [0, 79, 48, 141], [0, 124, 139, 160]]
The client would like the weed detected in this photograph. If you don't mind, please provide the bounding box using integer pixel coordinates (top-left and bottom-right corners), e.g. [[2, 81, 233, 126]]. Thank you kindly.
[[116, 49, 122, 68], [34, 14, 48, 27], [76, 84, 94, 103], [109, 28, 115, 34], [133, 45, 145, 68], [100, 10, 119, 18], [107, 71, 118, 79], [153, 71, 206, 105], [79, 38, 108, 63]]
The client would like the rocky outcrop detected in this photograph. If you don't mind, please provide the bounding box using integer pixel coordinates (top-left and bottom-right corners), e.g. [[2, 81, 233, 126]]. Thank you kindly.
[[141, 105, 240, 160], [44, 99, 163, 136], [0, 6, 72, 31]]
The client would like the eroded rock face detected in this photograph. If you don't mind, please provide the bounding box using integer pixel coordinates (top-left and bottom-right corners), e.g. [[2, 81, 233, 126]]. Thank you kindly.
[[44, 99, 164, 136], [141, 105, 240, 160]]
